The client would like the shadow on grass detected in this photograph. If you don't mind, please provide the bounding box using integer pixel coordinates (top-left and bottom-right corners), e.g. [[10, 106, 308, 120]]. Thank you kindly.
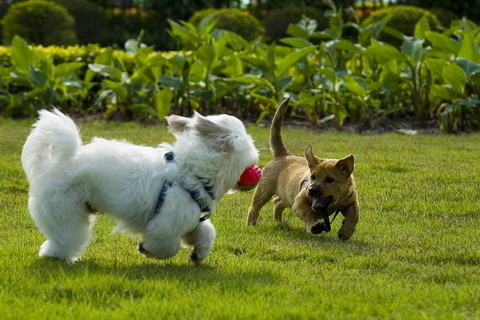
[[29, 258, 279, 287], [269, 222, 371, 250]]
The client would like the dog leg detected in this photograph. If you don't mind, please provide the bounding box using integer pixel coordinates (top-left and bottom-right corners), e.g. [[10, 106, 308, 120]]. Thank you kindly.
[[247, 180, 275, 225], [141, 224, 181, 260], [273, 196, 287, 222], [29, 195, 94, 263], [182, 220, 216, 263], [293, 194, 325, 234], [338, 201, 360, 241]]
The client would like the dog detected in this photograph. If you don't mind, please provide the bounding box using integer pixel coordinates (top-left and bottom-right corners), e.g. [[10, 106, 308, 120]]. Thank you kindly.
[[247, 99, 359, 240], [22, 109, 258, 263]]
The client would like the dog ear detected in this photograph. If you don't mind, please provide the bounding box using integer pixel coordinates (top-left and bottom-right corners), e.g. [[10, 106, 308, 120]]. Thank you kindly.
[[305, 145, 318, 168], [336, 154, 354, 176], [166, 115, 191, 135], [194, 112, 233, 151]]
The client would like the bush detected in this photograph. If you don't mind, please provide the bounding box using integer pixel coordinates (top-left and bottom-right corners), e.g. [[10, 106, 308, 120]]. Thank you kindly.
[[429, 7, 460, 28], [262, 6, 327, 42], [49, 0, 108, 44], [189, 8, 264, 41], [3, 0, 77, 45], [362, 5, 440, 45]]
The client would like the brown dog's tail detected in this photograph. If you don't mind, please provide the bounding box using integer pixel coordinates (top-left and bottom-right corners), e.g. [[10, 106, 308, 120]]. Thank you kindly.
[[270, 98, 290, 158]]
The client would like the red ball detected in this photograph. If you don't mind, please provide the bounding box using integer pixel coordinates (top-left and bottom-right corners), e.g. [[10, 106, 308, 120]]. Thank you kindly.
[[239, 165, 262, 186]]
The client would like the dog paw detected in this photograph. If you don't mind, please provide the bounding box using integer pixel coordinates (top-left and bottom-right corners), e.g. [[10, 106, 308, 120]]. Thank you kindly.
[[311, 222, 327, 234], [338, 230, 352, 241], [190, 252, 202, 264]]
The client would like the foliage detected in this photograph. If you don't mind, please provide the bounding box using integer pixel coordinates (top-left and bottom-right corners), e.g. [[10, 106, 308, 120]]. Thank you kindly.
[[361, 5, 441, 46], [0, 3, 480, 131], [189, 8, 265, 42], [404, 0, 480, 23], [429, 7, 460, 28], [49, 0, 109, 44], [261, 6, 327, 42], [2, 0, 77, 45]]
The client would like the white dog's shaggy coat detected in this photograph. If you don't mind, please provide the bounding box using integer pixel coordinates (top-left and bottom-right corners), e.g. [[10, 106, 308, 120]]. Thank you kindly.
[[22, 109, 258, 263]]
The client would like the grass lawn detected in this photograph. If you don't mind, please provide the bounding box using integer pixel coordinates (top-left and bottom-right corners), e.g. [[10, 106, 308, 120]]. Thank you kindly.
[[1, 119, 479, 319]]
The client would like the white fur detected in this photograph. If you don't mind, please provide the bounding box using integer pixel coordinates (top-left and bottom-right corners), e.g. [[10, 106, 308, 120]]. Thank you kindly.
[[22, 109, 258, 263]]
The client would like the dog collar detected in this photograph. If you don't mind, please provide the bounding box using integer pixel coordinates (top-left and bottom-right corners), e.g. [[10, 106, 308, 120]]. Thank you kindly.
[[152, 152, 213, 223]]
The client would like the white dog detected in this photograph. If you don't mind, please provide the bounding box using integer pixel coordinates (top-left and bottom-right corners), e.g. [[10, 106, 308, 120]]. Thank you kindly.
[[21, 109, 258, 264]]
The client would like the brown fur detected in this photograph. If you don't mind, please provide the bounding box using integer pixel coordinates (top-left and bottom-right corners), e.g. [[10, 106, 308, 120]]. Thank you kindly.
[[247, 99, 360, 240]]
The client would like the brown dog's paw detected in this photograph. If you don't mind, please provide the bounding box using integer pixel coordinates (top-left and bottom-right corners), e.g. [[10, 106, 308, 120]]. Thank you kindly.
[[338, 229, 353, 241], [311, 221, 329, 234]]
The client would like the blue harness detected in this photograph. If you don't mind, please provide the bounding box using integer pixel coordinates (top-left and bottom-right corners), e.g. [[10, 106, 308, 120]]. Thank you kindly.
[[153, 152, 213, 223]]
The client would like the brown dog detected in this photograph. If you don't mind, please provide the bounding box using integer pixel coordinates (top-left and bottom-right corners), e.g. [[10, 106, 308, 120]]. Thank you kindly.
[[247, 99, 359, 240]]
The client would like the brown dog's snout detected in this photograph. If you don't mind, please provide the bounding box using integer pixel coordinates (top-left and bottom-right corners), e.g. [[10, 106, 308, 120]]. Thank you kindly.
[[307, 185, 323, 198]]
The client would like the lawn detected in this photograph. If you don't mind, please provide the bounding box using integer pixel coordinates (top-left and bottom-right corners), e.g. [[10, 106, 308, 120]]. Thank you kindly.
[[0, 119, 479, 319]]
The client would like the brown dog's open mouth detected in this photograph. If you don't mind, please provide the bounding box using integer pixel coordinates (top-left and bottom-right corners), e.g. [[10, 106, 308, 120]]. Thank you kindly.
[[311, 196, 333, 212]]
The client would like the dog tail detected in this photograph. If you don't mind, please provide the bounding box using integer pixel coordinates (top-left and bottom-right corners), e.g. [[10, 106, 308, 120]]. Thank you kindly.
[[270, 98, 290, 158], [21, 109, 81, 182]]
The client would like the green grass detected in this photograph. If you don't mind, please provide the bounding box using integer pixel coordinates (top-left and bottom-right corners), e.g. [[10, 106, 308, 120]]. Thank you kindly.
[[1, 119, 479, 319]]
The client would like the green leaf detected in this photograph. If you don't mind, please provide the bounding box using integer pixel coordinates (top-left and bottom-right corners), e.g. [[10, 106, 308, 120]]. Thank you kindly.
[[154, 87, 173, 120], [55, 62, 84, 78], [27, 66, 47, 87], [159, 76, 184, 90], [443, 63, 467, 92], [318, 68, 337, 85], [276, 77, 292, 93], [414, 16, 430, 39], [275, 46, 315, 78], [168, 19, 197, 47], [364, 44, 403, 61], [11, 36, 35, 73], [230, 75, 274, 91], [401, 37, 426, 64], [425, 31, 459, 55], [334, 40, 363, 53], [280, 37, 313, 48], [343, 76, 366, 98], [196, 43, 216, 70], [456, 58, 480, 80], [458, 31, 480, 63], [103, 80, 127, 100], [88, 64, 122, 81], [286, 24, 309, 39]]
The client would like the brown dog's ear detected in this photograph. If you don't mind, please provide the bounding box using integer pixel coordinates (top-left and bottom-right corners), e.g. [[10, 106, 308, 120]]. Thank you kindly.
[[336, 154, 354, 176], [166, 115, 191, 135], [305, 145, 318, 168], [194, 112, 233, 151]]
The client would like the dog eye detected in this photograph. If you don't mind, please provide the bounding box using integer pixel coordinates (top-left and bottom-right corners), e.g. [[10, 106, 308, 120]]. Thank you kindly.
[[325, 176, 335, 183], [310, 174, 316, 180]]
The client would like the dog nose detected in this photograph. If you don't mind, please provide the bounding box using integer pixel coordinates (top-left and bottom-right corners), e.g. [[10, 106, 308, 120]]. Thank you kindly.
[[308, 186, 322, 198]]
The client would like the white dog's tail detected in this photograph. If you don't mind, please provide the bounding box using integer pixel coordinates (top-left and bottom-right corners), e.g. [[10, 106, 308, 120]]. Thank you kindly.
[[21, 109, 82, 182]]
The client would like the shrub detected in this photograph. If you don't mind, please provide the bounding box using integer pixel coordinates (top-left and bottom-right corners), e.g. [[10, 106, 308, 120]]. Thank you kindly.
[[429, 7, 460, 28], [262, 6, 327, 42], [189, 8, 264, 41], [362, 5, 440, 45], [3, 0, 77, 45], [49, 0, 109, 44]]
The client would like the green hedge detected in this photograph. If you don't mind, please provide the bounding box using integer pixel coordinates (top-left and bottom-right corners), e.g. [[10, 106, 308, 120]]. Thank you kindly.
[[362, 5, 441, 45], [49, 0, 109, 44], [262, 6, 327, 42], [2, 0, 77, 45], [189, 8, 264, 41]]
